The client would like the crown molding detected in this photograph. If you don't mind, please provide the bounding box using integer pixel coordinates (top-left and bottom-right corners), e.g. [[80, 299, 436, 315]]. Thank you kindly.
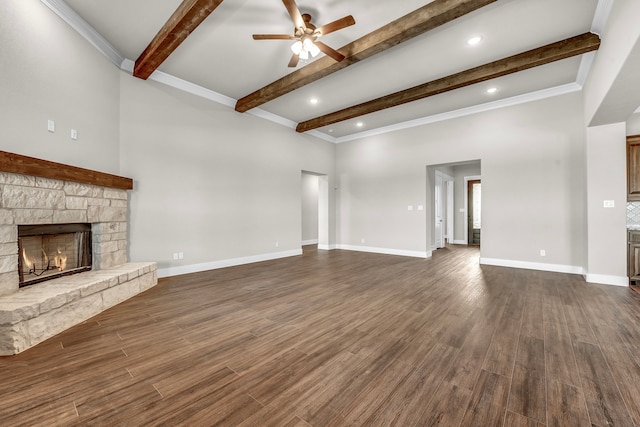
[[575, 0, 614, 86], [591, 0, 615, 35], [40, 0, 124, 67]]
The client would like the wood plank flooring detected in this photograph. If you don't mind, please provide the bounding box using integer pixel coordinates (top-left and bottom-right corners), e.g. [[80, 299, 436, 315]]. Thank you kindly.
[[2, 245, 640, 426]]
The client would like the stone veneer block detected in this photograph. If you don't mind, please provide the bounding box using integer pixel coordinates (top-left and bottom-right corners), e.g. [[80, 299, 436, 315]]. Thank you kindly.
[[35, 177, 64, 190], [103, 189, 127, 200], [65, 196, 89, 210], [63, 182, 103, 198], [12, 209, 54, 224], [0, 173, 35, 187], [87, 206, 127, 223], [0, 210, 13, 225], [0, 225, 17, 243], [53, 210, 88, 224], [2, 185, 65, 210], [0, 272, 18, 297], [0, 242, 17, 257], [0, 255, 18, 274], [0, 262, 157, 355]]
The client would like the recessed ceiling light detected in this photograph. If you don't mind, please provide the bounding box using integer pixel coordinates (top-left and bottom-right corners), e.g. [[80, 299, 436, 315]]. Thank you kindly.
[[309, 98, 319, 105], [356, 122, 364, 128], [467, 35, 483, 46], [486, 87, 498, 94]]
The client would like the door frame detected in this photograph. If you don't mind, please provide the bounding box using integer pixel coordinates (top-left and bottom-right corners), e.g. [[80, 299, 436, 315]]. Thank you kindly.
[[445, 175, 454, 244], [463, 175, 481, 245], [434, 171, 454, 249]]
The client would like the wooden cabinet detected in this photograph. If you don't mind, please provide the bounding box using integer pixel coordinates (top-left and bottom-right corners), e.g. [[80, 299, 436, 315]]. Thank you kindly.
[[627, 135, 640, 201], [629, 230, 640, 283]]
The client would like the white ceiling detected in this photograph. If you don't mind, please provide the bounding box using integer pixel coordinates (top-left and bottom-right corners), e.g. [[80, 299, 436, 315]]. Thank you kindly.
[[59, 0, 606, 141]]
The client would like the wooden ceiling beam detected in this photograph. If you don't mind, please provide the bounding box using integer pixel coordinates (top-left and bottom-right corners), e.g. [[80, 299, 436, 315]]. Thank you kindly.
[[134, 0, 224, 80], [296, 32, 601, 133], [235, 0, 497, 113]]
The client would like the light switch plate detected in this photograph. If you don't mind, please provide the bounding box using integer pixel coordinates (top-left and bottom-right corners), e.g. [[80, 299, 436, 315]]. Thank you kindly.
[[603, 200, 615, 208]]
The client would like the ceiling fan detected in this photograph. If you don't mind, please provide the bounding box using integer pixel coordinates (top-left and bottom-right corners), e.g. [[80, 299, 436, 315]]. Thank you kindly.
[[253, 0, 355, 67]]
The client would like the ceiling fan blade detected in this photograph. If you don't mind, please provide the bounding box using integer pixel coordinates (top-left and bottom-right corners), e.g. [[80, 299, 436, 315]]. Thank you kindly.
[[288, 53, 300, 68], [282, 0, 305, 29], [315, 41, 345, 62], [317, 15, 355, 36], [253, 34, 295, 40]]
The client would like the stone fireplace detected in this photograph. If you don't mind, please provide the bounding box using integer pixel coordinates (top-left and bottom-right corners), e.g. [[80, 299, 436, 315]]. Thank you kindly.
[[0, 151, 157, 355]]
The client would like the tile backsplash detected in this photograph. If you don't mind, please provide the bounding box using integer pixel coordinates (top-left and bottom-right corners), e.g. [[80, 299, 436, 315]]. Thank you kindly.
[[627, 202, 640, 227]]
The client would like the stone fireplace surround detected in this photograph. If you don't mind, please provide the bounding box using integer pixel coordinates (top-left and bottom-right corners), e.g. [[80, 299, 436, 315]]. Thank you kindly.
[[0, 153, 157, 355]]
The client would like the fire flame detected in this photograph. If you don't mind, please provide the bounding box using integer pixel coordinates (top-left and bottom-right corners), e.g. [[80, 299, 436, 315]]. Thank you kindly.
[[41, 247, 49, 267], [54, 247, 67, 272], [22, 247, 36, 271]]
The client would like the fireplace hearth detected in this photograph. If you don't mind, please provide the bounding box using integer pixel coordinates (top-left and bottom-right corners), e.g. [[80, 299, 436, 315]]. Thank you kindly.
[[18, 223, 92, 287]]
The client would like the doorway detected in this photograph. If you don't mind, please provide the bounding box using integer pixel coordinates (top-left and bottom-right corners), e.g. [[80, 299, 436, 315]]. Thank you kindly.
[[301, 171, 329, 251], [467, 179, 481, 246]]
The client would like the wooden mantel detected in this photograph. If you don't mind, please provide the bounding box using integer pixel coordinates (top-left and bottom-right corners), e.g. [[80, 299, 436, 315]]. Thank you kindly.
[[0, 151, 133, 190]]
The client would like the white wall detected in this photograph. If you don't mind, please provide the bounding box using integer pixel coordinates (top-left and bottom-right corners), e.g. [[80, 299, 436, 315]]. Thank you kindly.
[[0, 0, 121, 174], [585, 123, 627, 285], [336, 92, 586, 270], [301, 173, 319, 243], [118, 74, 336, 273]]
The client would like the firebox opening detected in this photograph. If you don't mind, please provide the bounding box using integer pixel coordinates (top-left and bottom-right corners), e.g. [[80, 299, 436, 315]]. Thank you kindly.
[[18, 223, 92, 287]]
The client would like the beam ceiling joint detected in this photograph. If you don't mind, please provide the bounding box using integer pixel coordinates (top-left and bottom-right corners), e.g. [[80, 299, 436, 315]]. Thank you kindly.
[[134, 0, 224, 80]]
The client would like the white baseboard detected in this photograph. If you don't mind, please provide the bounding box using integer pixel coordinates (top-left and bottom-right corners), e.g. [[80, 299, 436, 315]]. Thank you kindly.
[[451, 240, 467, 245], [479, 258, 630, 287], [317, 244, 336, 250], [301, 239, 319, 245], [337, 244, 430, 259], [584, 273, 629, 287], [157, 249, 303, 278], [479, 257, 583, 275]]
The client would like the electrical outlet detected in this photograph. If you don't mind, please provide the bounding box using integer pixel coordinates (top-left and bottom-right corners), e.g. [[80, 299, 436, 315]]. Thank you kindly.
[[540, 249, 546, 257], [361, 238, 365, 244], [71, 129, 78, 140], [178, 252, 184, 259], [173, 253, 178, 260]]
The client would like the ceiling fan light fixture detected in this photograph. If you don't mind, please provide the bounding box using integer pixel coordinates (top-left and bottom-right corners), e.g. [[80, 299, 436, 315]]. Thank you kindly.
[[309, 43, 320, 57], [291, 40, 303, 55], [302, 37, 315, 52], [299, 49, 309, 60]]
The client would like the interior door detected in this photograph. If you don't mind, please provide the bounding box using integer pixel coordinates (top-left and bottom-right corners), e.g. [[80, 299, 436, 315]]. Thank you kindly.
[[467, 179, 481, 245], [435, 171, 444, 248]]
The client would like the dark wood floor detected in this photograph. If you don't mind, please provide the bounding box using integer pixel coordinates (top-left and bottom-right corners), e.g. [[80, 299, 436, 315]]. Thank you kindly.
[[2, 245, 640, 426]]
